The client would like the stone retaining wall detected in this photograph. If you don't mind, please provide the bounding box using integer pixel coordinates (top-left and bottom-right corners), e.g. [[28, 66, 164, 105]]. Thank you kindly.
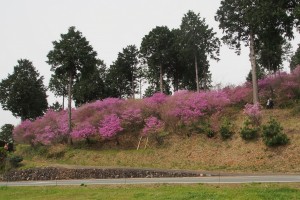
[[1, 167, 205, 181]]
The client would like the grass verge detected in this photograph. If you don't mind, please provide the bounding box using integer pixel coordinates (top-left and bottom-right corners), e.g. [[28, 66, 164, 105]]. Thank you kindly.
[[0, 183, 300, 200]]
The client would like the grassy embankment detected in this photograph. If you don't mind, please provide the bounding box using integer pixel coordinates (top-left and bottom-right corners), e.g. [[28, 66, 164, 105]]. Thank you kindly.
[[14, 108, 300, 173], [1, 183, 300, 200]]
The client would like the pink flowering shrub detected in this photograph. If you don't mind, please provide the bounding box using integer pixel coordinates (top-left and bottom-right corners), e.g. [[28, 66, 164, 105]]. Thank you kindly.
[[99, 114, 123, 138], [204, 90, 230, 111], [13, 67, 300, 147], [13, 119, 35, 145], [173, 90, 189, 96], [34, 125, 56, 145], [34, 110, 69, 145], [258, 67, 300, 106], [222, 84, 252, 104], [167, 91, 230, 125], [142, 116, 164, 136], [73, 104, 97, 124], [71, 122, 97, 139], [143, 93, 167, 115], [120, 108, 143, 129], [169, 92, 207, 124], [89, 98, 124, 113], [243, 103, 262, 126], [13, 109, 70, 145], [144, 93, 167, 106]]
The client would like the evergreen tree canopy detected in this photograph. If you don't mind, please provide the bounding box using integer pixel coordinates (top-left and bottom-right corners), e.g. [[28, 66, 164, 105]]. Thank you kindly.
[[73, 61, 107, 106], [106, 45, 139, 98], [216, 0, 297, 103], [140, 26, 174, 93], [48, 73, 68, 109], [47, 26, 100, 138], [0, 59, 48, 120], [290, 44, 300, 70], [180, 10, 220, 91], [0, 124, 14, 143]]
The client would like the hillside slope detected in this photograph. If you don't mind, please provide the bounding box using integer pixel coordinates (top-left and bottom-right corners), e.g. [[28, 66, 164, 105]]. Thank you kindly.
[[15, 108, 300, 173]]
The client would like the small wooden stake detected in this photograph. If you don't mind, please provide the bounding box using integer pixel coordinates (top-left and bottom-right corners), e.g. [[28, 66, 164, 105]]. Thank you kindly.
[[144, 137, 149, 149], [137, 136, 143, 150]]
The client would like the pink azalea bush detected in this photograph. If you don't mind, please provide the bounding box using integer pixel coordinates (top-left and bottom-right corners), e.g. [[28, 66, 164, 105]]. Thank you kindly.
[[71, 122, 97, 139], [258, 66, 300, 105], [14, 110, 69, 145], [120, 108, 143, 128], [34, 110, 69, 145], [168, 92, 208, 124], [90, 98, 124, 112], [243, 103, 262, 126], [222, 84, 252, 104], [13, 67, 300, 146], [13, 119, 35, 145], [144, 93, 167, 106], [143, 92, 167, 115], [167, 90, 230, 124], [99, 114, 123, 138], [142, 116, 164, 136]]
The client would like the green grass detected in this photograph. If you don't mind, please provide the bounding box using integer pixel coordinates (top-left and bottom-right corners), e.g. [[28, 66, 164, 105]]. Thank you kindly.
[[0, 183, 300, 200]]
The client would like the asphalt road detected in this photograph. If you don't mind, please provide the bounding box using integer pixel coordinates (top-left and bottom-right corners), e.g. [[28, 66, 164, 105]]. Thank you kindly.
[[1, 175, 300, 186]]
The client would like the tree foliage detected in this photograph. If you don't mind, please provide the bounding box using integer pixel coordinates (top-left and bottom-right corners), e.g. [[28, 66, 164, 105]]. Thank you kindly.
[[49, 101, 62, 111], [0, 124, 14, 143], [140, 26, 174, 93], [256, 29, 292, 73], [47, 26, 100, 137], [246, 66, 266, 82], [48, 73, 68, 109], [290, 44, 300, 70], [73, 61, 107, 106], [0, 59, 48, 120], [216, 0, 296, 103], [166, 28, 186, 91], [180, 10, 220, 91], [106, 45, 140, 98]]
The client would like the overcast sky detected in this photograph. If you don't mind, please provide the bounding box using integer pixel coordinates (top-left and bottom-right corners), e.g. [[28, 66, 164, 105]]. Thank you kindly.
[[0, 0, 299, 126]]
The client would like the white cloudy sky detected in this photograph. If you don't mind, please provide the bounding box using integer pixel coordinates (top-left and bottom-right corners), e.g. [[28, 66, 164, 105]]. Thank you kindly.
[[0, 0, 299, 126]]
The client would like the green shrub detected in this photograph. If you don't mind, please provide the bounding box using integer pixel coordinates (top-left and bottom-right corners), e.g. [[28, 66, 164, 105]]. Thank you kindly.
[[154, 131, 169, 145], [240, 119, 260, 140], [0, 147, 7, 161], [189, 119, 216, 138], [0, 148, 7, 171], [206, 129, 216, 138], [262, 118, 289, 147], [8, 155, 23, 168], [219, 118, 234, 140]]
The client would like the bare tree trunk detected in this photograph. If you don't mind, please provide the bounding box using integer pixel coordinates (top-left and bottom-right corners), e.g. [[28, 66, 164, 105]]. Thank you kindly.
[[139, 79, 142, 99], [62, 94, 65, 110], [68, 71, 73, 145], [174, 77, 179, 92], [249, 31, 259, 104], [159, 65, 163, 93], [195, 55, 200, 92], [132, 73, 135, 99]]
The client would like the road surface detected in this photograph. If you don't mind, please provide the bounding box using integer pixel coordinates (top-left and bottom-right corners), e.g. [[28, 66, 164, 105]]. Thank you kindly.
[[1, 175, 300, 186]]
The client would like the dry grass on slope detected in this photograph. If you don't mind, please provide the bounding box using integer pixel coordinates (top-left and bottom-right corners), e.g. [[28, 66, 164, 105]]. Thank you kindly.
[[16, 108, 300, 173]]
